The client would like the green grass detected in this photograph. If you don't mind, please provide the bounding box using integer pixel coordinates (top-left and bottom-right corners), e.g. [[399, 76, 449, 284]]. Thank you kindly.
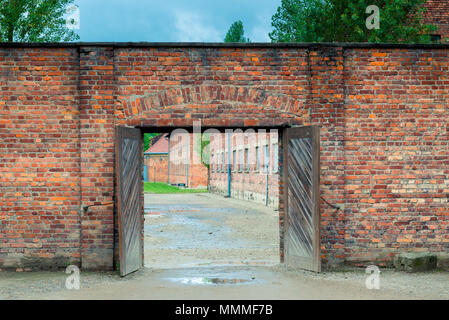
[[144, 182, 208, 194]]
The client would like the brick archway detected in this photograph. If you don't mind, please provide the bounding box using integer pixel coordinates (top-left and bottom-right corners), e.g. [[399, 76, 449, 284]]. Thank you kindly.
[[116, 85, 305, 127]]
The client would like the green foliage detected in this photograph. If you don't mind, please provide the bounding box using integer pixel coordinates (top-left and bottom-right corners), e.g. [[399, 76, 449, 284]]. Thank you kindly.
[[224, 20, 250, 43], [193, 133, 210, 170], [269, 0, 437, 43], [200, 134, 210, 170], [143, 133, 159, 152], [0, 0, 79, 42]]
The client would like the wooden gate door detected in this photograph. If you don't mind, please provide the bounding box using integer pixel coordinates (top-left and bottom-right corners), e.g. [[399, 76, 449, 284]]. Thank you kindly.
[[283, 126, 321, 272], [116, 127, 143, 276]]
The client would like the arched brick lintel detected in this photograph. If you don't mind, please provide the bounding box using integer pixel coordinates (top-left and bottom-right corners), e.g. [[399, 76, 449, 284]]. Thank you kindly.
[[117, 85, 307, 127]]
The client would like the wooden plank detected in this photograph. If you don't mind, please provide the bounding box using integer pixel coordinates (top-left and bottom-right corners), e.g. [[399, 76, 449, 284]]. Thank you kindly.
[[116, 126, 143, 277], [284, 126, 321, 272]]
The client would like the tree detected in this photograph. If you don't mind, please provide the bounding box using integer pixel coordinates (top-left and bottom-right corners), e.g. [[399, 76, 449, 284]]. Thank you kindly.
[[224, 20, 250, 43], [144, 133, 160, 152], [269, 0, 437, 43], [193, 132, 210, 170], [0, 0, 79, 42]]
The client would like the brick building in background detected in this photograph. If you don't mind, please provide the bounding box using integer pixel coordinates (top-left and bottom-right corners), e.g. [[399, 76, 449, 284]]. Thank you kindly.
[[144, 133, 169, 183], [147, 129, 280, 205], [425, 0, 449, 42], [168, 132, 208, 189], [144, 133, 208, 188], [209, 130, 279, 207]]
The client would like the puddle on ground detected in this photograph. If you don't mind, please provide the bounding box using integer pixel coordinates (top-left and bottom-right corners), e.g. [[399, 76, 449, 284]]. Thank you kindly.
[[160, 266, 265, 286], [185, 261, 272, 267], [144, 204, 254, 215], [165, 277, 257, 285], [143, 207, 270, 250]]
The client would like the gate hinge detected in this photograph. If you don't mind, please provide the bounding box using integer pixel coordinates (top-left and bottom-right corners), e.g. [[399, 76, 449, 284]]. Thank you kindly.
[[82, 202, 114, 213]]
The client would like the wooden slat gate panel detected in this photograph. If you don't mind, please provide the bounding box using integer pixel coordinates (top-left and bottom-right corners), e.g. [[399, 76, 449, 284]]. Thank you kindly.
[[283, 126, 321, 272], [116, 127, 143, 276]]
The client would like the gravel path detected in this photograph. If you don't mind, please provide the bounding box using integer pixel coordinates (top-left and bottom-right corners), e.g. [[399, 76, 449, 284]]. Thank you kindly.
[[2, 266, 446, 300], [144, 193, 280, 268], [0, 271, 118, 300]]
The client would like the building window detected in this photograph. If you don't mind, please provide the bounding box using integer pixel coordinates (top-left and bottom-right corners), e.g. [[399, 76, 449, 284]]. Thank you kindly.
[[214, 153, 217, 172], [264, 145, 269, 173], [232, 150, 236, 171], [217, 152, 220, 172], [215, 152, 218, 172], [211, 153, 214, 172], [244, 148, 249, 172], [430, 34, 441, 44], [221, 152, 225, 173], [225, 152, 228, 172], [272, 143, 278, 173], [239, 149, 243, 172], [255, 146, 260, 172]]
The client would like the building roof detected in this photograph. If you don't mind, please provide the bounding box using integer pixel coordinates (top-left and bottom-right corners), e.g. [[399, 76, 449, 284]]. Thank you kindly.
[[145, 133, 169, 154]]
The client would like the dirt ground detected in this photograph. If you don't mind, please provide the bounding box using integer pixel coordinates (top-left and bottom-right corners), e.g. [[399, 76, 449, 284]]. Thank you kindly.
[[143, 193, 280, 268], [0, 193, 447, 300], [1, 264, 447, 300]]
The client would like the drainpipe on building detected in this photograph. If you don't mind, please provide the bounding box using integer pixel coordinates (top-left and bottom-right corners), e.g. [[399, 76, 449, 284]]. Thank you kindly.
[[186, 134, 189, 188], [143, 155, 148, 182], [167, 135, 170, 185], [265, 144, 270, 206], [266, 172, 269, 206], [265, 151, 269, 206]]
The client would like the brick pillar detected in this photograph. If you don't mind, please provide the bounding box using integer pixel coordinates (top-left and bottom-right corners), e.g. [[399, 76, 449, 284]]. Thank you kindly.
[[307, 47, 347, 266], [79, 47, 115, 270]]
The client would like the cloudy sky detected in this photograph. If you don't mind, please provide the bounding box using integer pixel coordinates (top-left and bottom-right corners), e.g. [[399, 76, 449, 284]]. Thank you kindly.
[[72, 0, 281, 42]]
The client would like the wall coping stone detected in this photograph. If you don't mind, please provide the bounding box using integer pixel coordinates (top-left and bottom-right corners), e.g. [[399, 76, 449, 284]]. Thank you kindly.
[[1, 42, 449, 49]]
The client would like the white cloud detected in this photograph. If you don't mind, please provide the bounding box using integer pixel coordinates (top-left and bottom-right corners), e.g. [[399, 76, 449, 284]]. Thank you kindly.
[[247, 13, 272, 42], [248, 25, 271, 42], [174, 11, 222, 42]]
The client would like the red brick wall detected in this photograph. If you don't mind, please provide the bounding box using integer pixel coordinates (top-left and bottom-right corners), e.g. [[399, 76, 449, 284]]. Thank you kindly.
[[79, 47, 115, 270], [342, 48, 449, 266], [1, 44, 448, 270], [307, 47, 347, 266], [0, 48, 81, 270], [436, 24, 449, 42]]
